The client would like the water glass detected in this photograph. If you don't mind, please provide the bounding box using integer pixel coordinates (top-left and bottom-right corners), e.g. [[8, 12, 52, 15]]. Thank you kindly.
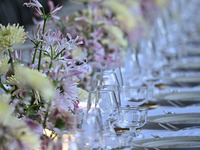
[[90, 71, 120, 91], [119, 107, 148, 145], [97, 84, 121, 107], [120, 86, 147, 107], [81, 108, 103, 149], [87, 90, 119, 133]]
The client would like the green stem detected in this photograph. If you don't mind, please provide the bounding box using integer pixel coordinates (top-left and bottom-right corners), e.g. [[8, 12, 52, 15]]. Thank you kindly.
[[38, 47, 43, 71], [32, 45, 39, 64], [8, 49, 14, 75], [38, 8, 48, 71], [43, 101, 51, 128], [53, 48, 65, 60], [0, 83, 8, 93]]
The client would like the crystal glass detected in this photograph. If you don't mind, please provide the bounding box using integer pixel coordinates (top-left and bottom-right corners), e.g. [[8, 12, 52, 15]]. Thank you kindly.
[[87, 90, 119, 133], [90, 71, 120, 91], [81, 107, 103, 149], [119, 107, 148, 145], [120, 86, 147, 107], [102, 67, 124, 87], [97, 84, 121, 107]]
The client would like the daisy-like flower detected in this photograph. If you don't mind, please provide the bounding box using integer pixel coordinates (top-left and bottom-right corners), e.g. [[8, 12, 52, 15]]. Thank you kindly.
[[6, 74, 27, 98], [51, 89, 75, 112], [62, 77, 78, 99], [0, 24, 27, 54], [14, 64, 55, 101], [0, 55, 10, 75]]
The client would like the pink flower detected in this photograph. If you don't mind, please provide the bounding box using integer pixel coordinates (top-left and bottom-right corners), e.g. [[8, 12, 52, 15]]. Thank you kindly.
[[69, 60, 89, 79], [62, 77, 78, 99], [23, 0, 42, 8], [48, 0, 63, 20], [23, 118, 43, 136], [57, 33, 83, 55], [24, 0, 43, 16], [14, 49, 21, 61], [43, 29, 62, 46], [47, 108, 77, 131], [51, 89, 75, 111]]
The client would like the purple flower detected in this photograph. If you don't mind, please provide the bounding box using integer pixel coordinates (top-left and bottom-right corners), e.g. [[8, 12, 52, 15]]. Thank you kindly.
[[48, 0, 63, 20], [23, 118, 43, 136], [23, 0, 42, 8]]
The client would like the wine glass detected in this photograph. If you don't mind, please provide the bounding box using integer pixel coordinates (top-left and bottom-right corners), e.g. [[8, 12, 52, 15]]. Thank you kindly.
[[102, 67, 124, 87], [81, 107, 103, 149], [90, 71, 120, 91], [97, 84, 121, 107], [87, 90, 119, 133], [119, 107, 148, 145], [120, 86, 147, 107]]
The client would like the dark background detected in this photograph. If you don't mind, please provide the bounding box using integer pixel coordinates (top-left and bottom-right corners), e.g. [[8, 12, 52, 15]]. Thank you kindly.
[[0, 0, 64, 27]]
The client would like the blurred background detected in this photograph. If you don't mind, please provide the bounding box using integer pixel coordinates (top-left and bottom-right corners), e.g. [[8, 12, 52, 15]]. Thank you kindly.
[[0, 0, 66, 27]]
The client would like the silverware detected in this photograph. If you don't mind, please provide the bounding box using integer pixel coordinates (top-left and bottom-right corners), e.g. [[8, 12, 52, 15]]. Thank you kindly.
[[151, 134, 163, 138], [158, 123, 180, 131], [167, 100, 185, 107], [163, 110, 175, 115]]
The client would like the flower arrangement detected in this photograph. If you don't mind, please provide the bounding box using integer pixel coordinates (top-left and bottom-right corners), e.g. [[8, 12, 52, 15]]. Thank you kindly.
[[0, 0, 89, 149], [0, 0, 170, 149], [55, 0, 152, 89]]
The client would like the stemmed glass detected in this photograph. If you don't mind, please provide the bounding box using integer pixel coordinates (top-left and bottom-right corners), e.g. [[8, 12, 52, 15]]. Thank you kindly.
[[120, 86, 147, 107], [90, 70, 120, 91], [102, 67, 124, 87], [80, 107, 103, 149], [119, 107, 148, 145], [87, 90, 119, 133], [97, 84, 121, 107]]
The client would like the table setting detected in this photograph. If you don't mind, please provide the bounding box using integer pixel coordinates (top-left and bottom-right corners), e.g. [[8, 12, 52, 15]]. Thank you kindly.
[[0, 0, 200, 150]]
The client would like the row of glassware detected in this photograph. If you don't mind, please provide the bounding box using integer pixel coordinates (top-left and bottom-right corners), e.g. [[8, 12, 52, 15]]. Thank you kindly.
[[61, 0, 200, 149]]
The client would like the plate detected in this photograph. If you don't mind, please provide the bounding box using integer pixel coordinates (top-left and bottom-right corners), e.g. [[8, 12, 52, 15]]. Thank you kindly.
[[154, 91, 200, 101], [147, 113, 200, 125], [170, 76, 200, 84], [176, 62, 200, 70], [133, 136, 200, 150], [188, 49, 200, 55]]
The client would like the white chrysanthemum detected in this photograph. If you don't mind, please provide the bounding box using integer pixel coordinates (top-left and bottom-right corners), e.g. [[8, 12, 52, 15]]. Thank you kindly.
[[6, 74, 27, 98], [0, 55, 10, 75], [15, 64, 55, 101], [153, 0, 169, 7], [104, 25, 128, 48], [0, 94, 13, 126], [0, 94, 41, 149], [103, 0, 136, 30], [0, 23, 27, 55], [11, 121, 41, 150]]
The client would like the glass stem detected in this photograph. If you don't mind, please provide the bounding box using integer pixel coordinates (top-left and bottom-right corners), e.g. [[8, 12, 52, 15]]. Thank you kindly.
[[129, 127, 136, 133], [147, 81, 154, 101]]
